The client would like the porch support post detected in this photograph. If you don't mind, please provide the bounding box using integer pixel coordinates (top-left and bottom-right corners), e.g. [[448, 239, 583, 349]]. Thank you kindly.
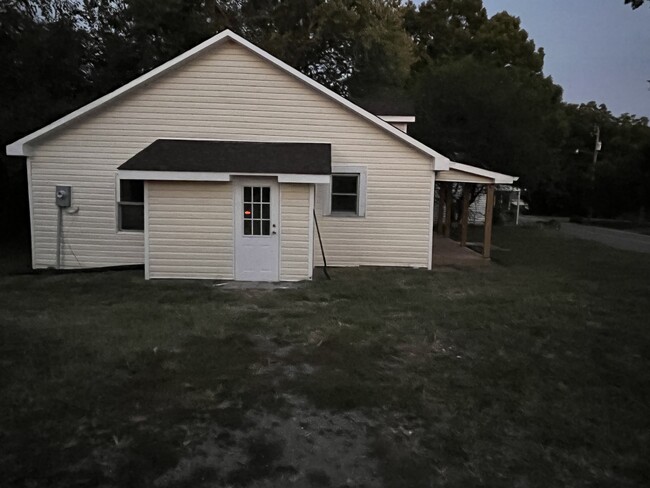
[[460, 184, 471, 247], [483, 184, 495, 259], [436, 184, 445, 235], [444, 183, 453, 237]]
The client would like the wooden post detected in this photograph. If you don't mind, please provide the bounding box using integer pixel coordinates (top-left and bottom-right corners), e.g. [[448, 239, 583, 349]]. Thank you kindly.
[[444, 183, 453, 237], [436, 184, 445, 235], [483, 184, 495, 258], [460, 184, 471, 247]]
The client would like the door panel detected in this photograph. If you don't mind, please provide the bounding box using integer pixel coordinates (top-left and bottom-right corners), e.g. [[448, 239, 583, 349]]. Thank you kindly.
[[234, 178, 279, 281]]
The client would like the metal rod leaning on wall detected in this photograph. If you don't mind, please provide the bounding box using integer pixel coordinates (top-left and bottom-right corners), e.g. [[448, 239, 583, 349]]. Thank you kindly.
[[313, 209, 331, 280]]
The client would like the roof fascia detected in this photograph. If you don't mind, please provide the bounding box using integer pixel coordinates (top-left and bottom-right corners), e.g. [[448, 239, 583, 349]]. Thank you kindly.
[[6, 30, 234, 156], [221, 32, 448, 170], [378, 116, 416, 123], [7, 29, 450, 171], [118, 170, 330, 184], [448, 162, 518, 184]]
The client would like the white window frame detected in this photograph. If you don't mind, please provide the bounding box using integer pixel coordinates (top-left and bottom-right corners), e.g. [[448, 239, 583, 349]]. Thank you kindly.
[[115, 175, 145, 233], [324, 165, 367, 217]]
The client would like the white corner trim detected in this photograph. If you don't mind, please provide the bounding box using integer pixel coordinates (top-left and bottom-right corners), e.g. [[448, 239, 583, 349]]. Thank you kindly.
[[118, 170, 330, 183], [308, 184, 315, 280], [378, 116, 416, 123], [5, 29, 451, 171], [144, 182, 150, 280], [447, 162, 518, 184], [278, 183, 283, 281], [428, 172, 435, 271], [26, 158, 36, 269]]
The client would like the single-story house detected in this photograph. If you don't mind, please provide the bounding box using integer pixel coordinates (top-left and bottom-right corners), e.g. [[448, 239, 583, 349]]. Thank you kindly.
[[6, 30, 516, 281]]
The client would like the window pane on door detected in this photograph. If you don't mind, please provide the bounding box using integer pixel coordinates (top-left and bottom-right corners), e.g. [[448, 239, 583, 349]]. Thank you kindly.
[[243, 185, 272, 236]]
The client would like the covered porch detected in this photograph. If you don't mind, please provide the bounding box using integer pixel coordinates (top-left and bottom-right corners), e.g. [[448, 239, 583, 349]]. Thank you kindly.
[[433, 162, 518, 265]]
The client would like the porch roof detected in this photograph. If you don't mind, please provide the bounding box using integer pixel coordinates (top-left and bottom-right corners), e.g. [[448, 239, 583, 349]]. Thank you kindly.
[[118, 139, 332, 175], [437, 161, 518, 185]]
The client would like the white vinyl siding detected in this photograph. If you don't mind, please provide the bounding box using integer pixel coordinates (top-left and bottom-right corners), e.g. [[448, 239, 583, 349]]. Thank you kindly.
[[147, 182, 233, 279], [280, 184, 311, 281], [27, 40, 433, 271]]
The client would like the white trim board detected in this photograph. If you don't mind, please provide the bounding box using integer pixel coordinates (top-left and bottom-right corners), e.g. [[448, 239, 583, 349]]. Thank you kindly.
[[144, 181, 150, 280], [308, 184, 315, 280], [26, 158, 36, 269], [5, 30, 450, 171], [427, 172, 435, 271], [378, 116, 416, 123], [444, 162, 518, 185], [118, 170, 330, 184]]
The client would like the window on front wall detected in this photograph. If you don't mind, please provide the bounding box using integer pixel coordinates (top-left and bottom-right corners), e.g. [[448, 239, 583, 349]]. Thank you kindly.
[[331, 174, 359, 214], [118, 180, 144, 231]]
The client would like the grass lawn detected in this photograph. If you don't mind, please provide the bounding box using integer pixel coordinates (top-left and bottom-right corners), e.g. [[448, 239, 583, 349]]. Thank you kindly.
[[1, 227, 649, 487]]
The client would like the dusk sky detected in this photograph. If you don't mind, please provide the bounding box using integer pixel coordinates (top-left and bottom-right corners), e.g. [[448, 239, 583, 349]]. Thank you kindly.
[[421, 0, 650, 118]]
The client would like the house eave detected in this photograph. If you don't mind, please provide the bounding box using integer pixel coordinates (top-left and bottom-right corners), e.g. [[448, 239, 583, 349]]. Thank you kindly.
[[439, 162, 518, 185], [118, 170, 330, 184], [5, 29, 451, 168]]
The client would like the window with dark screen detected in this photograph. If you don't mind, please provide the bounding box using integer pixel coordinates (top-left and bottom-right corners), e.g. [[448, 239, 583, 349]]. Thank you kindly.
[[330, 174, 359, 214], [118, 180, 144, 231]]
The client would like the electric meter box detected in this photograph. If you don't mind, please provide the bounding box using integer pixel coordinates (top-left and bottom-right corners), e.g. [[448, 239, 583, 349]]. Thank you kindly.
[[55, 186, 71, 208]]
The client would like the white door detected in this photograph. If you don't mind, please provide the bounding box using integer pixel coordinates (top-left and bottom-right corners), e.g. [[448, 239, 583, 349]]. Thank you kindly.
[[234, 178, 280, 281]]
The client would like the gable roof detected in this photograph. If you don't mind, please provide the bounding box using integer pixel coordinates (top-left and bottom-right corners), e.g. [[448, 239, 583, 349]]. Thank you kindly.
[[6, 29, 450, 170]]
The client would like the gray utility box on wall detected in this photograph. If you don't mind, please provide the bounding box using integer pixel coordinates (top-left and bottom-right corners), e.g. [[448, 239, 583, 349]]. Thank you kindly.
[[55, 186, 71, 208]]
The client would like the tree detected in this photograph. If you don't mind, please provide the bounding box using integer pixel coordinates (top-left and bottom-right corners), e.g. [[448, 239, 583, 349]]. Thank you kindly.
[[403, 2, 544, 73], [81, 0, 241, 95], [410, 56, 566, 201], [242, 0, 414, 96], [1, 1, 92, 241], [474, 11, 544, 74], [550, 102, 650, 218], [402, 0, 487, 66], [625, 0, 645, 8]]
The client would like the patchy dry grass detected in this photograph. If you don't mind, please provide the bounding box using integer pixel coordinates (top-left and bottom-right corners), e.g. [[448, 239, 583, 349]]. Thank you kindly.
[[1, 226, 649, 487]]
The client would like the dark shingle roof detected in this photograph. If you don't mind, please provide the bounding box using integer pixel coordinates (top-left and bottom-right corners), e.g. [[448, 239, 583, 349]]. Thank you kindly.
[[118, 140, 331, 174]]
